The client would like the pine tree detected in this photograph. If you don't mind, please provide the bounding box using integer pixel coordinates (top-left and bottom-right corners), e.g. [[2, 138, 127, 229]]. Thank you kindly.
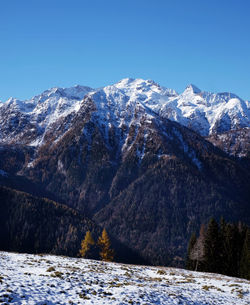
[[223, 223, 240, 276], [186, 217, 249, 279], [204, 218, 221, 273], [79, 231, 95, 259], [219, 217, 228, 274], [97, 228, 114, 261], [240, 228, 250, 280], [220, 219, 247, 277]]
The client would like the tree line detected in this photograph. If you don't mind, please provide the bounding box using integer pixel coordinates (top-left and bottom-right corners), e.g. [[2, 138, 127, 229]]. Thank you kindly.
[[186, 218, 250, 280]]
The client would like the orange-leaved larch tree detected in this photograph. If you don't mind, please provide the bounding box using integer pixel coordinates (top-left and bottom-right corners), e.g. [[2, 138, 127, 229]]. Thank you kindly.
[[97, 228, 114, 261], [79, 231, 95, 259]]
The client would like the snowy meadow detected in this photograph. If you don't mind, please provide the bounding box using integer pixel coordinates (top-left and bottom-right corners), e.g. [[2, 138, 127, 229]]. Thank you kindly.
[[0, 251, 249, 304]]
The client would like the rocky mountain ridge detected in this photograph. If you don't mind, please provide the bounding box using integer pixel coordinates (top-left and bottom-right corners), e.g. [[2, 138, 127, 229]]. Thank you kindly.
[[0, 78, 249, 153]]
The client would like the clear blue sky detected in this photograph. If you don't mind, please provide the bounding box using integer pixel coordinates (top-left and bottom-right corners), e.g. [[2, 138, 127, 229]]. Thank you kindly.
[[0, 0, 249, 101]]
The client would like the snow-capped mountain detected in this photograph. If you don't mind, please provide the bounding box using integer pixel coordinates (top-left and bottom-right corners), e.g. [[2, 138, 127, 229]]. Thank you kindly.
[[0, 78, 249, 148], [0, 79, 249, 267], [0, 85, 93, 146], [111, 79, 250, 137], [161, 84, 249, 136]]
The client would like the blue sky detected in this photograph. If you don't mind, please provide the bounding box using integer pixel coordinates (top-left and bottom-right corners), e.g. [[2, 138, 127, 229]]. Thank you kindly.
[[0, 0, 249, 101]]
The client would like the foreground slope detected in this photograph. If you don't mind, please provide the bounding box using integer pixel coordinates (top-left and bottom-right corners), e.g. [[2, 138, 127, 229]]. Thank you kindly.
[[0, 251, 249, 304]]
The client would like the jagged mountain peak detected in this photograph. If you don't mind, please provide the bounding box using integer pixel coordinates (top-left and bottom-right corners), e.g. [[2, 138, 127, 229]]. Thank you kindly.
[[61, 85, 93, 99], [184, 84, 201, 94], [113, 78, 157, 92], [0, 79, 249, 148], [113, 78, 178, 96], [31, 85, 93, 102], [5, 97, 17, 103], [5, 97, 21, 105]]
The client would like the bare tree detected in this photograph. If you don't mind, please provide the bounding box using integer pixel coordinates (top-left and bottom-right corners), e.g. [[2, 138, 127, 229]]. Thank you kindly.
[[190, 224, 206, 271]]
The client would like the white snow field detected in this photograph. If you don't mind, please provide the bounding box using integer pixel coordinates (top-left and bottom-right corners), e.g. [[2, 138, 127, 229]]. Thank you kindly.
[[0, 251, 249, 304]]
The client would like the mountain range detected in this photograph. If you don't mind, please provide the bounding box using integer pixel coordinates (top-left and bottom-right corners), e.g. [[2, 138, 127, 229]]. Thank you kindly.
[[0, 78, 249, 153], [0, 78, 249, 265]]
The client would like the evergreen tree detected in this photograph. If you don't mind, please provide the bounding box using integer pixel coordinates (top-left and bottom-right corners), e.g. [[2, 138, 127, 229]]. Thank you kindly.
[[223, 223, 240, 276], [97, 228, 114, 261], [79, 231, 96, 259], [219, 217, 228, 274], [240, 228, 250, 280], [204, 218, 221, 273], [186, 218, 249, 279]]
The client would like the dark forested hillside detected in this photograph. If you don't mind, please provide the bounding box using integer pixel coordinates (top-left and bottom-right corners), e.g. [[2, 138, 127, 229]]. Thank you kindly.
[[0, 186, 145, 264], [94, 155, 250, 265], [0, 186, 100, 256]]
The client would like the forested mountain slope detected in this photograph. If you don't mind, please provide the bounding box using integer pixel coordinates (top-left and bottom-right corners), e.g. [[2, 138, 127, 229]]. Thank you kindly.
[[0, 79, 249, 265]]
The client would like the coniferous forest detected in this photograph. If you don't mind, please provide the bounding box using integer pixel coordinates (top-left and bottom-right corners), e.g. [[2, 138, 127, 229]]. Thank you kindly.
[[1, 184, 249, 280], [186, 218, 250, 280], [0, 186, 144, 264]]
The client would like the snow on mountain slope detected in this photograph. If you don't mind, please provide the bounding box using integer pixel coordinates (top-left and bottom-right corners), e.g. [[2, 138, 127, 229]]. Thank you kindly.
[[159, 85, 250, 136], [76, 81, 205, 168], [72, 78, 178, 138], [86, 80, 159, 153], [0, 251, 249, 305], [0, 79, 249, 147], [95, 78, 249, 137], [0, 86, 93, 146], [208, 127, 250, 157]]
